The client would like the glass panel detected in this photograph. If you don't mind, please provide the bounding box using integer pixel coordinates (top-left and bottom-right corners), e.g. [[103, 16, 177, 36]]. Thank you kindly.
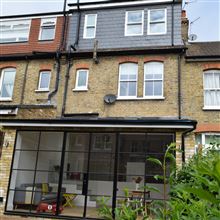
[[40, 27, 55, 40], [0, 69, 16, 98], [120, 63, 138, 80], [36, 152, 62, 172], [154, 81, 162, 96], [214, 72, 220, 88], [16, 131, 40, 150], [39, 72, 50, 89], [66, 133, 90, 152], [87, 15, 96, 26], [145, 62, 163, 77], [150, 23, 166, 34], [120, 82, 136, 97], [86, 27, 95, 38], [13, 151, 37, 170], [127, 24, 142, 35], [63, 152, 88, 181], [77, 70, 87, 87], [86, 174, 114, 219], [145, 81, 153, 96], [39, 132, 63, 151], [127, 11, 142, 23], [150, 10, 165, 22], [204, 73, 214, 89]]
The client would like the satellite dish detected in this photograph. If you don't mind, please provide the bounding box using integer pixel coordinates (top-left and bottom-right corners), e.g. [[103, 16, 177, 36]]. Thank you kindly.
[[104, 94, 117, 104], [189, 34, 197, 41]]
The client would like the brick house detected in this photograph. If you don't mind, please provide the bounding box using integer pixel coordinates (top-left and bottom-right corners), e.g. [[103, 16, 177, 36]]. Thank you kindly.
[[0, 0, 218, 219]]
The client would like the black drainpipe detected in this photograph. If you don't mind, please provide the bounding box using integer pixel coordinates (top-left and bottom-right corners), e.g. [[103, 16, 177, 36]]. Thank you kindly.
[[73, 0, 81, 50], [48, 51, 61, 102], [61, 46, 73, 117], [48, 0, 68, 102], [181, 123, 197, 163], [171, 0, 174, 46], [20, 56, 29, 105], [59, 0, 68, 51], [61, 0, 80, 116]]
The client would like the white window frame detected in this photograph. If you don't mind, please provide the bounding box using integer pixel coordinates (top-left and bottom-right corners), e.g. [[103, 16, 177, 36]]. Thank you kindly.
[[38, 17, 56, 41], [0, 68, 16, 101], [37, 71, 51, 91], [83, 14, 97, 39], [73, 69, 89, 91], [147, 8, 167, 35], [0, 19, 31, 43], [144, 62, 164, 99], [125, 10, 144, 36], [195, 133, 220, 153], [118, 63, 138, 99], [203, 70, 220, 110]]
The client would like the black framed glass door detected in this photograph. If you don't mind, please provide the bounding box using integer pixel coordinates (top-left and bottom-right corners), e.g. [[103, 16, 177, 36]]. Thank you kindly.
[[6, 130, 174, 219]]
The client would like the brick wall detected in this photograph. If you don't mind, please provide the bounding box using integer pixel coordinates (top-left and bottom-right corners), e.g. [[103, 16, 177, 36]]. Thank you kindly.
[[0, 130, 16, 214], [65, 55, 180, 118], [0, 16, 64, 55]]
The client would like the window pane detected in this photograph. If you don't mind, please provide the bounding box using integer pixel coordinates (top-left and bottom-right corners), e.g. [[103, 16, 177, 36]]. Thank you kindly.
[[40, 27, 55, 40], [120, 63, 138, 80], [145, 81, 153, 96], [214, 72, 220, 88], [77, 71, 87, 87], [150, 23, 165, 34], [150, 10, 165, 22], [127, 11, 142, 23], [87, 15, 96, 26], [204, 73, 214, 89], [86, 27, 95, 38], [127, 24, 142, 35], [39, 72, 50, 89], [154, 81, 163, 96], [120, 82, 136, 97], [0, 69, 16, 98], [205, 91, 220, 106]]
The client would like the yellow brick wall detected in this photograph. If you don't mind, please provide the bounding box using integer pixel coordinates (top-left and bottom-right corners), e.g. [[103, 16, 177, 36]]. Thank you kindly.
[[65, 55, 180, 118], [0, 130, 16, 215]]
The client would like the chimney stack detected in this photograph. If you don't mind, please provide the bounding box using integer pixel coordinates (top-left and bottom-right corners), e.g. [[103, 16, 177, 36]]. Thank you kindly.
[[181, 10, 189, 43]]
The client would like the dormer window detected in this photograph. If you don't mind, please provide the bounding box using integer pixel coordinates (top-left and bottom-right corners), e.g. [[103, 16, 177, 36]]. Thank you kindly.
[[0, 20, 30, 43], [83, 14, 97, 39], [39, 18, 56, 41], [125, 10, 144, 36], [148, 9, 166, 35]]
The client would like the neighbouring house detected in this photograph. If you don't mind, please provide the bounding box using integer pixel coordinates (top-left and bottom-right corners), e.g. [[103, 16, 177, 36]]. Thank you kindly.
[[0, 0, 218, 219]]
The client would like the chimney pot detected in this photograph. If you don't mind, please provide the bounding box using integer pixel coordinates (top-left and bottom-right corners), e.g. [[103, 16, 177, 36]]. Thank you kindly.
[[182, 10, 186, 18]]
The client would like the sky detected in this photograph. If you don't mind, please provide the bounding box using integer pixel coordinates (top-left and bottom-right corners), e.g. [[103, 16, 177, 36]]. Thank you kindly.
[[0, 0, 220, 42]]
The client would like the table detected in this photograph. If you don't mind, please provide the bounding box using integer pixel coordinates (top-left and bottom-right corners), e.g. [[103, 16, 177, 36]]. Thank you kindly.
[[63, 193, 77, 208]]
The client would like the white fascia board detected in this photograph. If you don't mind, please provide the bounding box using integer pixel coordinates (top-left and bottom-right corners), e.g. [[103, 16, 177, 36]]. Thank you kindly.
[[0, 122, 194, 129], [71, 0, 173, 10]]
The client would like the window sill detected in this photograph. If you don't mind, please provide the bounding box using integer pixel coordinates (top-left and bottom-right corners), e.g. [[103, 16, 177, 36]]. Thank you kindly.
[[35, 89, 50, 93], [117, 97, 165, 101], [0, 98, 12, 102], [203, 107, 220, 111], [38, 39, 54, 42], [72, 88, 88, 92]]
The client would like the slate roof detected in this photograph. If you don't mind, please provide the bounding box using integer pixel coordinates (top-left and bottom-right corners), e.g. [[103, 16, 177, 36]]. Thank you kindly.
[[186, 42, 220, 58]]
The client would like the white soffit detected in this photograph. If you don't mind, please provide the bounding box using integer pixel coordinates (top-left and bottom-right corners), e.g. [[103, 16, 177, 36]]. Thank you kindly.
[[0, 122, 194, 129]]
